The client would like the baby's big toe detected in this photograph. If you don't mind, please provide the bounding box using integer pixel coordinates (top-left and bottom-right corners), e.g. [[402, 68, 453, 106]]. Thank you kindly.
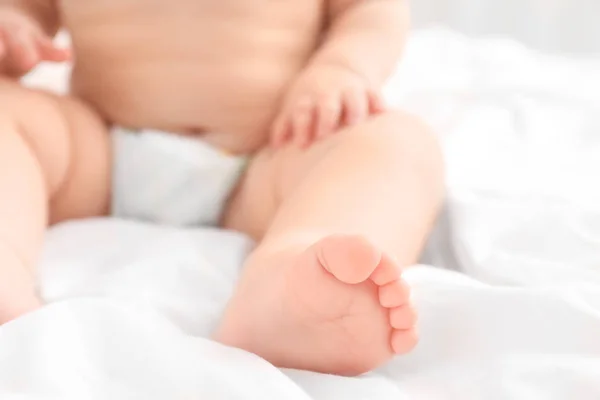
[[316, 234, 382, 284]]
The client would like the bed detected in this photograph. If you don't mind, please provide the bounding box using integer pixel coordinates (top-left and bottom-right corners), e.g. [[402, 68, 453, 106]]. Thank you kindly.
[[2, 29, 600, 399]]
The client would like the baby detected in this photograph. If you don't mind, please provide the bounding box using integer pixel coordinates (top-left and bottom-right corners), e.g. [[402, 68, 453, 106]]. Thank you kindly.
[[0, 0, 443, 375]]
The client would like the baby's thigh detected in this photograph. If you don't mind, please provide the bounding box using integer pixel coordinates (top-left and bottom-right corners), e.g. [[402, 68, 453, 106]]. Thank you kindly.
[[0, 78, 111, 224], [48, 96, 112, 223], [221, 133, 337, 240]]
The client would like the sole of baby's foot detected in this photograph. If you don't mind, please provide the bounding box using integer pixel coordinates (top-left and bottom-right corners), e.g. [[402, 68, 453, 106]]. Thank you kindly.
[[214, 234, 418, 376]]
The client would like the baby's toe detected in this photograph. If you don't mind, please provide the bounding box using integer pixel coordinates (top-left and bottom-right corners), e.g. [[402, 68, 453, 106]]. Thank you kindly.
[[389, 305, 417, 330], [379, 278, 410, 308], [391, 328, 419, 354]]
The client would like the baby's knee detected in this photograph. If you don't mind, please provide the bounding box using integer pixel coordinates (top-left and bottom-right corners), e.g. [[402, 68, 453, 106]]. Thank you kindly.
[[347, 110, 443, 175]]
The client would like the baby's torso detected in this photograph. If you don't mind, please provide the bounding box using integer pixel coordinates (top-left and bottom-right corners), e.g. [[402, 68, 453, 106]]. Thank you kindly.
[[59, 0, 324, 153]]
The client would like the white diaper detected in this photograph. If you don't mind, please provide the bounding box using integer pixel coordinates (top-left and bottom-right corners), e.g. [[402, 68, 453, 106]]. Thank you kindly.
[[111, 128, 247, 226]]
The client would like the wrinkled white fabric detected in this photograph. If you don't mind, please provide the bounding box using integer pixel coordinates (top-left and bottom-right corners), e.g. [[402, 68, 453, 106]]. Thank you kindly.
[[3, 29, 599, 399]]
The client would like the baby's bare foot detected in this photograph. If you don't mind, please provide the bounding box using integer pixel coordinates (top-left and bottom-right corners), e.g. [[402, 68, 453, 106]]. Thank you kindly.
[[214, 234, 417, 376]]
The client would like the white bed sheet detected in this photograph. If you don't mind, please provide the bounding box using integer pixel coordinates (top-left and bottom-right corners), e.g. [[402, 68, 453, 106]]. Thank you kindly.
[[2, 29, 600, 399]]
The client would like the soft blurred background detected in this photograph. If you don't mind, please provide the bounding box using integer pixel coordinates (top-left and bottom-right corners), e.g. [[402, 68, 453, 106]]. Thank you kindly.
[[8, 2, 600, 399], [411, 0, 600, 54]]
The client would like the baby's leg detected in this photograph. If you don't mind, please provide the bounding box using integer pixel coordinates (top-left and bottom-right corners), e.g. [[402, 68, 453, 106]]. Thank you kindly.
[[0, 79, 110, 324], [216, 110, 444, 375]]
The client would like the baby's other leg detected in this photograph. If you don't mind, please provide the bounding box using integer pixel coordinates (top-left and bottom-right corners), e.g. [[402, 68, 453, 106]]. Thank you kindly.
[[217, 110, 444, 375], [0, 79, 110, 324]]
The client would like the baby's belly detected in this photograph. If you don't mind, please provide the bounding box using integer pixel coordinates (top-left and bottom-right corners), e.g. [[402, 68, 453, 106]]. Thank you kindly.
[[72, 55, 300, 153], [65, 2, 322, 154]]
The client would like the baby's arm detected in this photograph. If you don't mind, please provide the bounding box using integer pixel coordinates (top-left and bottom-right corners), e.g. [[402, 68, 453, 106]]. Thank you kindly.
[[272, 0, 409, 147], [0, 0, 67, 77], [315, 0, 409, 88], [2, 0, 60, 34]]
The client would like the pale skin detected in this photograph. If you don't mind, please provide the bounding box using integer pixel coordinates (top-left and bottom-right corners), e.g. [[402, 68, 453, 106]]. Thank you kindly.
[[0, 0, 443, 375]]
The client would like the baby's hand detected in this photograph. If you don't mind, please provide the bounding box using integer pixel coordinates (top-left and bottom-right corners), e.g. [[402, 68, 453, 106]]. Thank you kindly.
[[0, 8, 69, 77], [271, 65, 385, 148]]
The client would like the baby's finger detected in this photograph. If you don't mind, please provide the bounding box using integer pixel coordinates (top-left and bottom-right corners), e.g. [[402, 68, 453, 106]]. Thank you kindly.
[[6, 29, 39, 71], [342, 87, 368, 127], [270, 113, 292, 148], [315, 96, 342, 139], [368, 89, 387, 115], [0, 45, 6, 64], [0, 33, 19, 77], [37, 35, 71, 62], [291, 98, 315, 148], [0, 31, 13, 73], [0, 30, 7, 59]]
